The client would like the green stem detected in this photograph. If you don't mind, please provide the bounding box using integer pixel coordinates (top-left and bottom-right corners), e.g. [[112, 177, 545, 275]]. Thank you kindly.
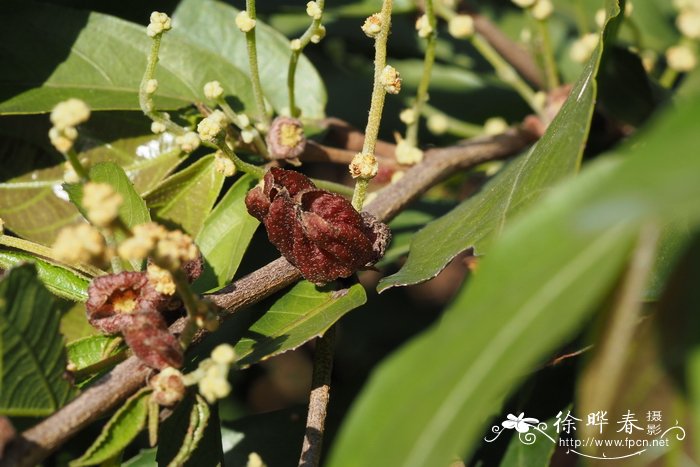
[[352, 0, 394, 211], [421, 104, 482, 138], [287, 0, 326, 117], [536, 18, 560, 90], [245, 0, 269, 125], [171, 270, 202, 349], [217, 99, 269, 156], [405, 0, 437, 148], [659, 67, 679, 89], [313, 179, 355, 198], [140, 34, 185, 135], [0, 234, 105, 277], [214, 135, 265, 179], [64, 147, 90, 181], [103, 230, 123, 274]]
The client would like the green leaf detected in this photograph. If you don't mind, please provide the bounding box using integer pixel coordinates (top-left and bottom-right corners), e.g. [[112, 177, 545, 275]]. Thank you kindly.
[[0, 133, 182, 245], [231, 281, 367, 368], [90, 162, 150, 228], [172, 0, 326, 119], [122, 448, 157, 467], [0, 264, 75, 416], [378, 7, 620, 292], [499, 414, 559, 467], [193, 175, 259, 293], [0, 249, 88, 301], [157, 394, 219, 467], [221, 406, 306, 467], [329, 57, 700, 467], [145, 155, 225, 237], [0, 0, 258, 114], [72, 388, 151, 466], [66, 335, 122, 372]]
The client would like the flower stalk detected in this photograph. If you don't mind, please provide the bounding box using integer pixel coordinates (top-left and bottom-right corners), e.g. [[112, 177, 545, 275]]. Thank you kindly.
[[243, 0, 270, 125], [535, 18, 560, 89], [214, 135, 265, 179]]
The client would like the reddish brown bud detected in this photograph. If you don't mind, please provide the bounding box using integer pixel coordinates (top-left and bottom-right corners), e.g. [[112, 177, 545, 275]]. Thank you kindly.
[[245, 168, 391, 285], [86, 272, 165, 334], [182, 252, 204, 283], [266, 116, 306, 164], [122, 312, 183, 370], [150, 367, 186, 406]]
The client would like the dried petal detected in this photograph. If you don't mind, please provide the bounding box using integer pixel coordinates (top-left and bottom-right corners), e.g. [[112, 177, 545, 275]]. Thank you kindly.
[[245, 168, 391, 284], [86, 272, 165, 333], [123, 312, 183, 369]]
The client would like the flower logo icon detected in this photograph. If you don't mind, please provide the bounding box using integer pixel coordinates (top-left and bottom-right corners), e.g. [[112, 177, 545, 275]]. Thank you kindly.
[[502, 413, 540, 433]]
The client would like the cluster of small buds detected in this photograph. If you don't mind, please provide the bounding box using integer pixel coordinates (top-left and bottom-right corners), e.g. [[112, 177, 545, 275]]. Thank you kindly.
[[175, 132, 201, 153], [349, 152, 379, 179], [53, 223, 109, 267], [531, 0, 554, 20], [214, 151, 236, 177], [203, 80, 224, 101], [306, 1, 322, 20], [569, 33, 599, 63], [415, 15, 433, 38], [147, 12, 172, 37], [395, 140, 424, 165], [483, 117, 509, 135], [151, 367, 186, 406], [236, 10, 256, 32], [82, 182, 124, 227], [676, 0, 700, 39], [380, 66, 402, 94], [145, 79, 159, 95], [194, 344, 236, 404], [118, 222, 200, 273], [197, 110, 229, 142], [194, 300, 220, 332], [362, 13, 383, 38], [399, 108, 416, 125], [448, 15, 475, 39], [147, 263, 176, 295], [427, 113, 449, 135], [151, 121, 166, 134], [118, 222, 168, 262], [311, 25, 327, 44], [666, 44, 697, 71], [49, 99, 91, 153]]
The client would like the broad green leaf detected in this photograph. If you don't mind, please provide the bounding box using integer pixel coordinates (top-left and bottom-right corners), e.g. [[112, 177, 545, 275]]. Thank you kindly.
[[90, 162, 150, 228], [0, 249, 88, 301], [145, 155, 224, 237], [157, 394, 219, 467], [193, 174, 259, 293], [221, 406, 306, 467], [378, 8, 619, 292], [122, 448, 157, 467], [329, 57, 700, 467], [229, 281, 367, 368], [0, 0, 258, 114], [499, 414, 559, 467], [0, 264, 75, 416], [0, 133, 182, 245], [66, 335, 123, 372], [172, 0, 326, 119], [71, 388, 151, 466]]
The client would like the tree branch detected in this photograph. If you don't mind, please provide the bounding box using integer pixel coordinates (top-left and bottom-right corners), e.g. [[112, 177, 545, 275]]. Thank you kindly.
[[0, 128, 533, 467]]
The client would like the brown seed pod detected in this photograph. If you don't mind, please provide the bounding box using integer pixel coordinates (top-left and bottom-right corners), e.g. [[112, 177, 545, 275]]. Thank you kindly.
[[245, 168, 391, 285]]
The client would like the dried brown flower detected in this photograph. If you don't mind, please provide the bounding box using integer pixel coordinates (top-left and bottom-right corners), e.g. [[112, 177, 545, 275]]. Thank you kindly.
[[245, 168, 391, 285], [266, 116, 306, 165], [122, 312, 183, 370]]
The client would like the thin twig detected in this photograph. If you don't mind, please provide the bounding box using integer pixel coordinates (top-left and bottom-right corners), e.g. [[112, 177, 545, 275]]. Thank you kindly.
[[298, 326, 336, 467], [0, 129, 533, 467]]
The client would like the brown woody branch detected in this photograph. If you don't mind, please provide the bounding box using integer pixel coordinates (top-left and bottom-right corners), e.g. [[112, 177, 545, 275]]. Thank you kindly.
[[0, 129, 533, 467]]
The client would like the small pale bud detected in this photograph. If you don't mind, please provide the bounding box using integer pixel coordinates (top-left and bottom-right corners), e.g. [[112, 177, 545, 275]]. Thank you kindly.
[[362, 13, 382, 38], [625, 1, 634, 17], [595, 9, 606, 28], [483, 117, 509, 135], [395, 140, 424, 165], [678, 9, 700, 39], [241, 129, 257, 144], [380, 65, 402, 94], [203, 80, 224, 100], [290, 39, 302, 51], [448, 15, 475, 38], [175, 132, 201, 153], [50, 98, 90, 130], [399, 108, 416, 125], [349, 152, 378, 179], [311, 25, 326, 43], [63, 161, 80, 184], [211, 344, 236, 365], [147, 263, 176, 295], [427, 114, 449, 135], [214, 151, 236, 177], [306, 1, 322, 20], [147, 11, 172, 37], [151, 121, 166, 134], [666, 44, 697, 71], [390, 170, 405, 183], [53, 224, 108, 267], [531, 0, 553, 20], [533, 91, 547, 110], [83, 182, 123, 227], [569, 33, 599, 63], [197, 110, 228, 141], [49, 127, 74, 153], [415, 14, 433, 38], [236, 11, 256, 32], [145, 79, 158, 94], [151, 367, 186, 407]]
